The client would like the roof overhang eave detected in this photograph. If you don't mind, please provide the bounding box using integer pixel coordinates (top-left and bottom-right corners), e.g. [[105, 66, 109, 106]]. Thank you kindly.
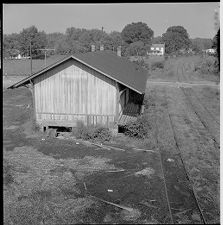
[[7, 55, 146, 94]]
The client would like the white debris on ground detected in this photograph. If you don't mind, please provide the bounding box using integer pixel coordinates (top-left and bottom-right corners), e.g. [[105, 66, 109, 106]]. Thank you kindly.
[[103, 213, 113, 223], [120, 208, 141, 221], [167, 158, 175, 162], [135, 167, 155, 178]]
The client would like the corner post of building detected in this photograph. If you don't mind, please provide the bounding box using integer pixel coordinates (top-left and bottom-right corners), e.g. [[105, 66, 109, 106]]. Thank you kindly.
[[29, 79, 37, 130], [112, 82, 120, 135]]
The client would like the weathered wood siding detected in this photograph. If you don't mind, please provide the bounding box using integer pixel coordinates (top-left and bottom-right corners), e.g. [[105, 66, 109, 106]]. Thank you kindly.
[[34, 59, 117, 127]]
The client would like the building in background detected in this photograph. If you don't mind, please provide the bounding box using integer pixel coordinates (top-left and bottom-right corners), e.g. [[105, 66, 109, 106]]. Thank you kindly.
[[203, 48, 216, 54], [148, 44, 165, 56]]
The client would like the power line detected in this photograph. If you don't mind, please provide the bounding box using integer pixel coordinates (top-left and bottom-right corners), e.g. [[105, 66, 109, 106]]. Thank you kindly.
[[36, 48, 55, 67]]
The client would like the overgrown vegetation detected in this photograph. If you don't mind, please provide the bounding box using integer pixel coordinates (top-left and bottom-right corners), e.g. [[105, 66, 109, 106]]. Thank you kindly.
[[151, 61, 164, 70], [4, 146, 116, 225], [212, 29, 220, 71], [195, 56, 219, 75], [123, 114, 151, 139], [72, 122, 112, 142]]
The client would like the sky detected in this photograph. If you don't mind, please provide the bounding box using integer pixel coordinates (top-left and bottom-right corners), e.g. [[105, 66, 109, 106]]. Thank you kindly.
[[3, 3, 220, 39]]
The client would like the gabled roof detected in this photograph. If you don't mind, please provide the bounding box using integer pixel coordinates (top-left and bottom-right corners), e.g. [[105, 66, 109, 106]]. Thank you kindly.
[[8, 50, 148, 94], [151, 44, 165, 48]]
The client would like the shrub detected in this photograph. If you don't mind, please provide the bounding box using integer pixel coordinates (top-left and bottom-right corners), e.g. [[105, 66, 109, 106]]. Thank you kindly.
[[195, 56, 219, 74], [92, 126, 112, 142], [123, 114, 151, 139], [32, 122, 40, 132], [3, 159, 14, 185], [72, 121, 112, 142], [151, 61, 164, 70]]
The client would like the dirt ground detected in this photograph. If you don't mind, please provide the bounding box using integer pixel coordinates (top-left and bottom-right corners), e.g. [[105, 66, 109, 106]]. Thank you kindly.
[[3, 55, 220, 224]]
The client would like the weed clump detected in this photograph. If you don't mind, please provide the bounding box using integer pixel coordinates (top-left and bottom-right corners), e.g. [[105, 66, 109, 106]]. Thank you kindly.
[[151, 61, 164, 70], [123, 115, 151, 139], [195, 56, 219, 75], [72, 122, 112, 142]]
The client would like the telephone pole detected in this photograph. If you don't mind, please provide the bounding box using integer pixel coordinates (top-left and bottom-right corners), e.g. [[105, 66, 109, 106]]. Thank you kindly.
[[37, 48, 55, 67], [30, 42, 32, 76]]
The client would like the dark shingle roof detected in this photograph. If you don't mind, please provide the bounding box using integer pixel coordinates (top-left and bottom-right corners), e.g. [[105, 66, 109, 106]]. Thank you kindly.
[[151, 44, 165, 48], [8, 50, 148, 94]]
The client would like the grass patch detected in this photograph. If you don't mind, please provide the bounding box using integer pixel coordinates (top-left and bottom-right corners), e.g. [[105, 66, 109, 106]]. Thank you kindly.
[[3, 146, 118, 224], [151, 61, 164, 70]]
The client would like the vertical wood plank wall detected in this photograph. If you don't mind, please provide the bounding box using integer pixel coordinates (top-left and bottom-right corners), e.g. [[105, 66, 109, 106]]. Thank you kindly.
[[34, 59, 117, 127]]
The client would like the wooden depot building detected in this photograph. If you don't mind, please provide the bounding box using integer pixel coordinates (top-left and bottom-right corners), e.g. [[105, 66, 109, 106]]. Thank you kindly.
[[9, 49, 148, 132]]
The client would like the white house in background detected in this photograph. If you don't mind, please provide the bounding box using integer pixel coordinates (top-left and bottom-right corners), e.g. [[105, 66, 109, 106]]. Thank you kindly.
[[204, 48, 216, 54], [148, 44, 165, 56], [12, 53, 30, 60], [15, 54, 22, 59]]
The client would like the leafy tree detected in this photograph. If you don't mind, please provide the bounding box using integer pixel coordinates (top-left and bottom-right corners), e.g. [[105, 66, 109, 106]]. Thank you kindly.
[[152, 36, 163, 44], [126, 41, 147, 56], [45, 32, 65, 55], [46, 32, 65, 47], [64, 27, 87, 53], [3, 33, 20, 57], [66, 27, 84, 42], [191, 38, 212, 53], [109, 31, 123, 49], [101, 34, 114, 50], [78, 30, 92, 52], [121, 41, 130, 57], [162, 26, 191, 54], [18, 26, 47, 57], [55, 37, 71, 54], [212, 29, 220, 70], [212, 29, 220, 55], [121, 22, 154, 45], [89, 29, 106, 47]]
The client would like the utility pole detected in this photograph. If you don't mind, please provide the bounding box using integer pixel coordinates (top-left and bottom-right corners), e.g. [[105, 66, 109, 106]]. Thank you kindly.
[[30, 42, 32, 76], [37, 48, 55, 67]]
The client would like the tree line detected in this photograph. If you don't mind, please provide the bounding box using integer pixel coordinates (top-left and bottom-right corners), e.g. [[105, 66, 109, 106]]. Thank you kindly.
[[3, 22, 219, 59]]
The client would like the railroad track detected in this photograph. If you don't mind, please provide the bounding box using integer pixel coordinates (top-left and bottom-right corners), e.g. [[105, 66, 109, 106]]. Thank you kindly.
[[151, 87, 207, 224], [147, 60, 219, 223], [182, 87, 219, 126], [177, 60, 219, 146], [179, 61, 219, 126], [177, 61, 189, 83], [181, 87, 220, 147], [163, 87, 207, 224], [151, 87, 174, 224]]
